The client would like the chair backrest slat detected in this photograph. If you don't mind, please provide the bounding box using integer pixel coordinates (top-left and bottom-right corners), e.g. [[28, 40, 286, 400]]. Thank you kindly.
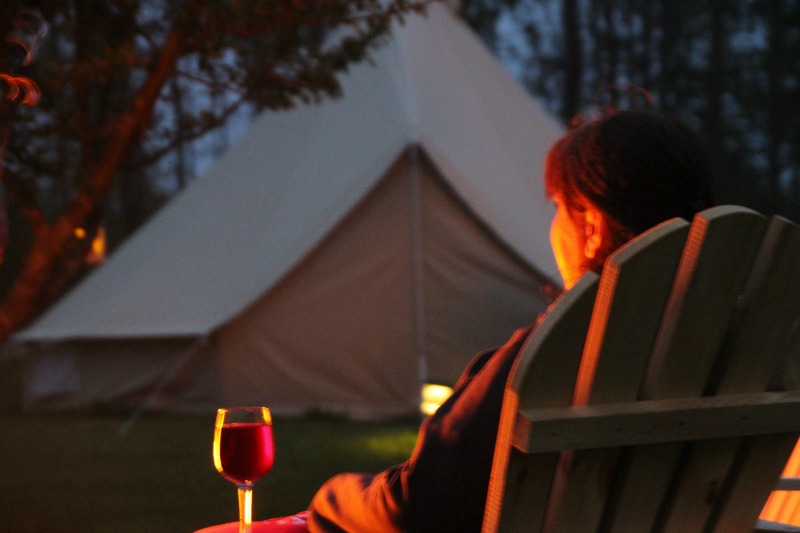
[[580, 218, 690, 405], [718, 215, 800, 394], [484, 274, 599, 533], [641, 206, 768, 400]]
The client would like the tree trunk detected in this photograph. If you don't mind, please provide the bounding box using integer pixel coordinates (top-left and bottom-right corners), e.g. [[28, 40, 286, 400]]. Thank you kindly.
[[603, 0, 619, 97], [765, 0, 787, 210], [0, 9, 190, 342], [657, 0, 682, 111], [561, 0, 582, 121], [704, 0, 726, 201]]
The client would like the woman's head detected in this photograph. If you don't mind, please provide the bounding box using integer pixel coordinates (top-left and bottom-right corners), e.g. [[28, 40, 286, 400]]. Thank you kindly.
[[545, 109, 714, 288]]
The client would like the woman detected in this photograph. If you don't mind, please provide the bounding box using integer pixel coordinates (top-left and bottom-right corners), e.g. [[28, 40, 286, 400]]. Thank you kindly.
[[196, 109, 715, 533], [304, 108, 715, 532]]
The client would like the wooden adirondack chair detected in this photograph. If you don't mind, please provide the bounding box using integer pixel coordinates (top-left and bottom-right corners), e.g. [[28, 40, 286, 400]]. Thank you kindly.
[[482, 205, 800, 533]]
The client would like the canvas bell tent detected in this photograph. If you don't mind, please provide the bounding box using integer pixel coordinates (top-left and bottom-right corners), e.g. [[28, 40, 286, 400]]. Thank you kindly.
[[14, 3, 564, 420]]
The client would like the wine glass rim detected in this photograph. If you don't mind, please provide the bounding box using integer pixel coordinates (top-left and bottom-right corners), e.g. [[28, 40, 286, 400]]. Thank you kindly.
[[217, 406, 271, 412], [215, 406, 272, 427]]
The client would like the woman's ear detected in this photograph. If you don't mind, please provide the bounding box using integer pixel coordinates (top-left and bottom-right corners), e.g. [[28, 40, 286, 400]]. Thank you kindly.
[[583, 208, 603, 260]]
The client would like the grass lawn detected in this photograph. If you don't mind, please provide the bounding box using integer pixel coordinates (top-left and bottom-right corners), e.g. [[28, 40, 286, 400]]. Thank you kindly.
[[0, 361, 419, 533]]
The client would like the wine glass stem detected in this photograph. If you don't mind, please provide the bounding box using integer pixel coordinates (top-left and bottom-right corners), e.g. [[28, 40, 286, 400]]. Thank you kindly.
[[237, 485, 253, 533]]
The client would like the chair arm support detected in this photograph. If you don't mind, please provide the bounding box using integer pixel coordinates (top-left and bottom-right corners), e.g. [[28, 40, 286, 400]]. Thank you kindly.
[[777, 477, 800, 491], [755, 519, 800, 532]]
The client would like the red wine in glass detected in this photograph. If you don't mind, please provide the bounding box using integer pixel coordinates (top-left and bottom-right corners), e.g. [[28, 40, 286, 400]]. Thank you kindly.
[[213, 407, 274, 533]]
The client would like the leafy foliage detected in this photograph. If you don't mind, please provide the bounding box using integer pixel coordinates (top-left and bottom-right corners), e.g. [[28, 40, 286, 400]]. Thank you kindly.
[[0, 0, 432, 342]]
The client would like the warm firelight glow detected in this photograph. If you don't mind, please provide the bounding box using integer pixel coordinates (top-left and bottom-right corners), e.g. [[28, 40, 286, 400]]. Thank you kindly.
[[87, 227, 106, 265], [240, 488, 252, 525], [420, 383, 453, 415], [75, 226, 106, 264], [760, 439, 800, 524]]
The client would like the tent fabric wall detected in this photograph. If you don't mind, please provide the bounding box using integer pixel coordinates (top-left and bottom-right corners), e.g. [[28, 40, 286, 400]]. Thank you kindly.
[[215, 154, 421, 418], [416, 156, 553, 384], [211, 152, 553, 419]]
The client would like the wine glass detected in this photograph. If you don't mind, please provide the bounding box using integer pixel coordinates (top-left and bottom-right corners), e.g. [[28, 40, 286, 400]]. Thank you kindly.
[[213, 406, 275, 533]]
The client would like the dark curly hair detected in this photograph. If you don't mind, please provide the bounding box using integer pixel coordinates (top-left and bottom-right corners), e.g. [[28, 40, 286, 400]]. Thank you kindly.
[[545, 109, 714, 274]]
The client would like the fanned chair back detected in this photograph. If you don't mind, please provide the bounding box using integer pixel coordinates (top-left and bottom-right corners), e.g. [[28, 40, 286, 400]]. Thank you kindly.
[[482, 205, 800, 533]]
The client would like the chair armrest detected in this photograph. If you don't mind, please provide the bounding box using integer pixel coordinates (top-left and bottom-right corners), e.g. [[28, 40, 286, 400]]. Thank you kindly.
[[755, 519, 800, 532], [514, 391, 800, 453]]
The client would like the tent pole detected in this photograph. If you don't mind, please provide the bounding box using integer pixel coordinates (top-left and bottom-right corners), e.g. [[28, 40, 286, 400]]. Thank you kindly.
[[409, 145, 429, 399]]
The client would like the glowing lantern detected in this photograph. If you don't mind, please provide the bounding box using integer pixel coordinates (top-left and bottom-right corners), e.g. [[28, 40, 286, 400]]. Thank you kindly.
[[420, 383, 453, 415]]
